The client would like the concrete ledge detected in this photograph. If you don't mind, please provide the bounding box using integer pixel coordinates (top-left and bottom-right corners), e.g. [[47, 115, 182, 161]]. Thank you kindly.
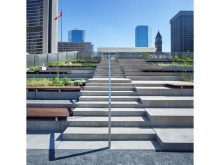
[[127, 76, 182, 81], [140, 96, 194, 108], [136, 87, 193, 96], [27, 92, 81, 100], [153, 127, 194, 151], [27, 118, 68, 131], [145, 108, 193, 127]]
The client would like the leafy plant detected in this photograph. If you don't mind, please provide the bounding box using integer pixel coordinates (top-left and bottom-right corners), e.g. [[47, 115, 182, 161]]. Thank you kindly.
[[72, 79, 87, 86], [65, 58, 71, 64], [62, 77, 71, 86], [52, 74, 64, 86], [82, 64, 97, 67], [27, 67, 40, 73], [181, 71, 194, 82]]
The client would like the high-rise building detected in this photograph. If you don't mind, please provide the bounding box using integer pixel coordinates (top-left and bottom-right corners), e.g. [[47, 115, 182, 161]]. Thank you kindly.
[[68, 28, 85, 42], [26, 0, 58, 54], [155, 31, 162, 52], [170, 11, 194, 52], [135, 25, 152, 47]]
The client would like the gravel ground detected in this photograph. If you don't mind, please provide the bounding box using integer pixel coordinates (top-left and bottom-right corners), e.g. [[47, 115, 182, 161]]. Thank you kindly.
[[27, 149, 193, 165]]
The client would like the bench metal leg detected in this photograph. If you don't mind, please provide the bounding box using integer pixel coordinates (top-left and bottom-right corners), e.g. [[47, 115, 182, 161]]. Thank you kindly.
[[55, 117, 58, 121]]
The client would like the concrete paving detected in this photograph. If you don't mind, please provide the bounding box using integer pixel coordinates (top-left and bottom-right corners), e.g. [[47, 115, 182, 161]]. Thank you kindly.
[[27, 149, 193, 165]]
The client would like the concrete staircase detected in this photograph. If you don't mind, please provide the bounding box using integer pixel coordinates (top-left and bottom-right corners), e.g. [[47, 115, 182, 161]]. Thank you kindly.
[[27, 59, 194, 151], [61, 59, 162, 150]]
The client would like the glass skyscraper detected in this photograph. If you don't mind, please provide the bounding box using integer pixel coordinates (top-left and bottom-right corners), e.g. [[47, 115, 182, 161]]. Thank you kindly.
[[26, 0, 58, 54], [68, 28, 85, 42], [135, 25, 152, 47], [170, 11, 194, 52]]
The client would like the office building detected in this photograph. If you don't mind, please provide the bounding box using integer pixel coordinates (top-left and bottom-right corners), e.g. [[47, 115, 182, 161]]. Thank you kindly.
[[135, 25, 152, 47], [26, 0, 58, 54], [68, 28, 85, 42], [155, 31, 162, 52], [58, 42, 93, 56], [170, 11, 194, 52]]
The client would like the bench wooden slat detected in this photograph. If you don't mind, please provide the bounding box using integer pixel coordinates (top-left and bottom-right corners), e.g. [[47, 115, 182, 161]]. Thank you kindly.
[[27, 108, 73, 117]]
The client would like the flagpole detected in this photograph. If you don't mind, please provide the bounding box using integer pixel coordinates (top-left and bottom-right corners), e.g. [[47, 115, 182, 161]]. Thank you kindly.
[[61, 9, 62, 51]]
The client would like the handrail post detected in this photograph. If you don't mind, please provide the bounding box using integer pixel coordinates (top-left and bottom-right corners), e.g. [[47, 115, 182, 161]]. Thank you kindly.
[[108, 52, 111, 149]]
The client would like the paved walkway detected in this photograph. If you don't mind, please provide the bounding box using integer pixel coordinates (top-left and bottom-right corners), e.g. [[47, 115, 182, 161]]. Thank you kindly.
[[27, 130, 193, 164], [27, 149, 193, 165]]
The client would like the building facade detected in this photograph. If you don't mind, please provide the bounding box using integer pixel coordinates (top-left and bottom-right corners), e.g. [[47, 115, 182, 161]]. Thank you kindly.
[[135, 25, 152, 47], [58, 42, 93, 55], [155, 31, 162, 52], [170, 11, 194, 52], [68, 28, 85, 42], [26, 0, 58, 54]]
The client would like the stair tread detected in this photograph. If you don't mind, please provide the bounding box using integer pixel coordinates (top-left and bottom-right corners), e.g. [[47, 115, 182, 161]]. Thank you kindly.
[[68, 116, 149, 122], [140, 96, 194, 100], [145, 108, 193, 116], [73, 108, 145, 111], [77, 101, 142, 104], [64, 126, 154, 134]]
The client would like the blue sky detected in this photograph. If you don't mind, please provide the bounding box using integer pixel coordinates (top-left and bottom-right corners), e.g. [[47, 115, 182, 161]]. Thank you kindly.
[[58, 0, 193, 52]]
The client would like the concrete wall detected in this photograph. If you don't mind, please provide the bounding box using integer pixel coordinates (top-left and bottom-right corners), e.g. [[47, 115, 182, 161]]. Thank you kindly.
[[27, 118, 68, 131], [27, 92, 82, 100]]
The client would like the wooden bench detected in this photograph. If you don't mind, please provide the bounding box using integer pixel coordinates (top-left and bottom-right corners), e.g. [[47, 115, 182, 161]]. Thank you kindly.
[[26, 86, 82, 92], [27, 108, 73, 121], [166, 83, 194, 89], [142, 68, 193, 72]]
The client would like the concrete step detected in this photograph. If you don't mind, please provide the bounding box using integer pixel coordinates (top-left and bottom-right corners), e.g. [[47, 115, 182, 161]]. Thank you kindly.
[[68, 116, 150, 127], [136, 87, 193, 96], [127, 76, 182, 81], [124, 72, 183, 76], [79, 96, 140, 101], [77, 101, 143, 108], [72, 108, 146, 116], [153, 127, 193, 151], [140, 96, 194, 108], [132, 81, 185, 87], [87, 78, 131, 83], [85, 83, 133, 87], [93, 76, 125, 78], [57, 140, 162, 150], [81, 91, 138, 96], [27, 100, 143, 108], [63, 127, 154, 140], [83, 86, 135, 91], [145, 108, 194, 127]]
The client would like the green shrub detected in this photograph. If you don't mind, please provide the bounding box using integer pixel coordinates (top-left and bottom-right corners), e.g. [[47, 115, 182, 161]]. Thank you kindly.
[[65, 58, 71, 64], [72, 79, 87, 86], [62, 77, 71, 86], [27, 67, 40, 73], [181, 71, 194, 82]]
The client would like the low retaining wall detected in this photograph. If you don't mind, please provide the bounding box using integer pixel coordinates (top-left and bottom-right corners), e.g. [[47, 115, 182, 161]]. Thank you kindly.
[[27, 92, 82, 100], [27, 118, 68, 131]]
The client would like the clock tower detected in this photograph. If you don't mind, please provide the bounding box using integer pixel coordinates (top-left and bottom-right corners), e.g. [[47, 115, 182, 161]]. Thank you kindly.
[[155, 31, 162, 52]]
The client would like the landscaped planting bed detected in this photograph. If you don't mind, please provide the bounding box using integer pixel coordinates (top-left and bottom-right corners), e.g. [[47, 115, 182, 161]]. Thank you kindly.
[[27, 77, 87, 86]]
